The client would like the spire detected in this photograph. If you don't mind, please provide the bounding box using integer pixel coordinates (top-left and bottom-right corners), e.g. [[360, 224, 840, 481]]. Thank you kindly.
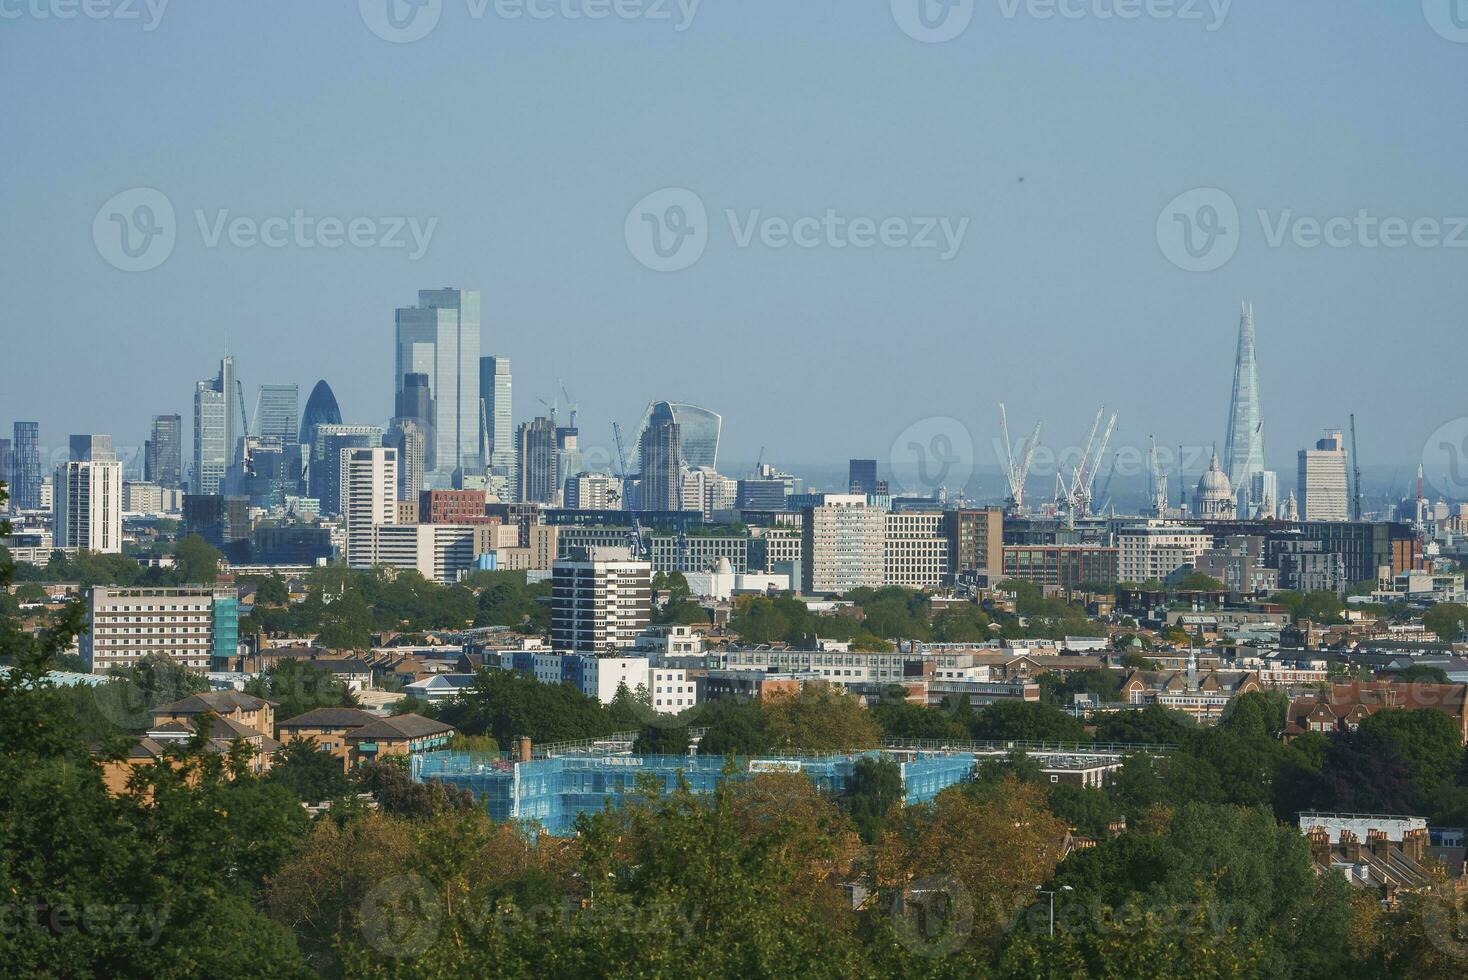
[[1223, 303, 1265, 500]]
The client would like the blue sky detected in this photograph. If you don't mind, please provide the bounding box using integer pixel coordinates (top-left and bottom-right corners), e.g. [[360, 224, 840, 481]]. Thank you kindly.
[[2, 1, 1464, 491]]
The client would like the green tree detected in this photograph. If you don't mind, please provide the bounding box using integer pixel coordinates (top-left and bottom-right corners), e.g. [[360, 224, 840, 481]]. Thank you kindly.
[[266, 738, 354, 804], [172, 534, 221, 584], [1423, 602, 1468, 641], [244, 660, 356, 722], [968, 700, 1088, 743], [843, 755, 903, 842]]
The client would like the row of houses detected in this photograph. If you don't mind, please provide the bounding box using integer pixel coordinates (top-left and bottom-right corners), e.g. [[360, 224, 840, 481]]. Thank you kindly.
[[101, 691, 454, 793]]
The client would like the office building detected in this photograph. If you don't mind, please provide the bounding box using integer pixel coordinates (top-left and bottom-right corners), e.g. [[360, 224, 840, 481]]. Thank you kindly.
[[682, 467, 737, 518], [0, 437, 10, 508], [53, 454, 123, 553], [648, 533, 749, 574], [387, 418, 427, 504], [69, 434, 115, 462], [123, 481, 183, 515], [849, 458, 879, 495], [884, 512, 949, 589], [193, 357, 245, 494], [395, 288, 481, 480], [309, 425, 381, 515], [551, 547, 653, 653], [801, 495, 886, 594], [1002, 545, 1119, 591], [517, 417, 558, 505], [81, 586, 239, 673], [943, 508, 1004, 584], [555, 425, 581, 496], [419, 489, 491, 524], [183, 494, 251, 557], [479, 356, 513, 478], [252, 524, 333, 565], [638, 402, 682, 512], [341, 447, 398, 564], [145, 414, 183, 489], [193, 379, 227, 495], [11, 421, 42, 511], [1116, 522, 1212, 584], [1222, 303, 1266, 513], [564, 472, 621, 510], [735, 477, 786, 511], [635, 401, 721, 472], [1299, 432, 1350, 522], [255, 384, 299, 445]]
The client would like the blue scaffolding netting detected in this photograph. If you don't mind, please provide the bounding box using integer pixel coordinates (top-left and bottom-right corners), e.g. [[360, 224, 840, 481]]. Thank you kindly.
[[414, 750, 979, 836]]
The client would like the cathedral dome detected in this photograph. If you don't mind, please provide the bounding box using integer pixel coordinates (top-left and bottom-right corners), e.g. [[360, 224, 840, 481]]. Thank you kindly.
[[1194, 452, 1237, 519]]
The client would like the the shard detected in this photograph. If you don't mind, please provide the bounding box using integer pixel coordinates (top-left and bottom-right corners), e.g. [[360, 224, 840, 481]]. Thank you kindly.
[[1223, 303, 1266, 510]]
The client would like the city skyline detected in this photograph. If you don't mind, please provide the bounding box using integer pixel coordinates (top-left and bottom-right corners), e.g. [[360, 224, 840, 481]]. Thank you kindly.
[[3, 7, 1463, 475]]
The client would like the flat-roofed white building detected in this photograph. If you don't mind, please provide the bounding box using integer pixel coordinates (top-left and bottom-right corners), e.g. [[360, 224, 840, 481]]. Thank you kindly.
[[82, 586, 238, 673], [351, 523, 476, 584], [1116, 521, 1213, 584]]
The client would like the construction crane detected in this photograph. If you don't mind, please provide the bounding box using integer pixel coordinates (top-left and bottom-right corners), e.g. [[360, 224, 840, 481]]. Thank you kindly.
[[998, 403, 1042, 516], [1079, 411, 1117, 519], [559, 381, 578, 430], [537, 396, 558, 428], [610, 422, 647, 559], [1095, 454, 1119, 517], [1349, 413, 1364, 521], [1058, 407, 1111, 527], [1148, 436, 1169, 518]]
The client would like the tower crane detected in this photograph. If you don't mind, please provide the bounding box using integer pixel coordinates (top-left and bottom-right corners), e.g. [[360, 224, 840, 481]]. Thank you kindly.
[[999, 403, 1042, 516], [611, 422, 647, 559], [1148, 436, 1169, 518], [1349, 413, 1363, 521]]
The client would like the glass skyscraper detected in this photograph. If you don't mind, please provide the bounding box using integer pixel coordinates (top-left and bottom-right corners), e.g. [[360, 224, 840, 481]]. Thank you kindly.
[[146, 414, 183, 489], [395, 288, 481, 482], [255, 384, 299, 445], [193, 381, 227, 495], [638, 403, 683, 512], [299, 380, 343, 447], [1223, 303, 1266, 512], [11, 422, 41, 511], [479, 355, 513, 478], [635, 401, 720, 472]]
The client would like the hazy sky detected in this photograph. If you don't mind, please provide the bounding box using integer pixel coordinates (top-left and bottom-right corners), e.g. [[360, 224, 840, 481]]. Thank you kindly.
[[3, 2, 1465, 493]]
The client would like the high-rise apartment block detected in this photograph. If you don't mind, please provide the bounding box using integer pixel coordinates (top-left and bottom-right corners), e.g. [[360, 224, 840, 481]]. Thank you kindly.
[[801, 495, 887, 594], [517, 417, 559, 505], [1298, 432, 1350, 522], [53, 452, 123, 553], [551, 547, 653, 653], [341, 447, 398, 564], [10, 421, 42, 511]]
